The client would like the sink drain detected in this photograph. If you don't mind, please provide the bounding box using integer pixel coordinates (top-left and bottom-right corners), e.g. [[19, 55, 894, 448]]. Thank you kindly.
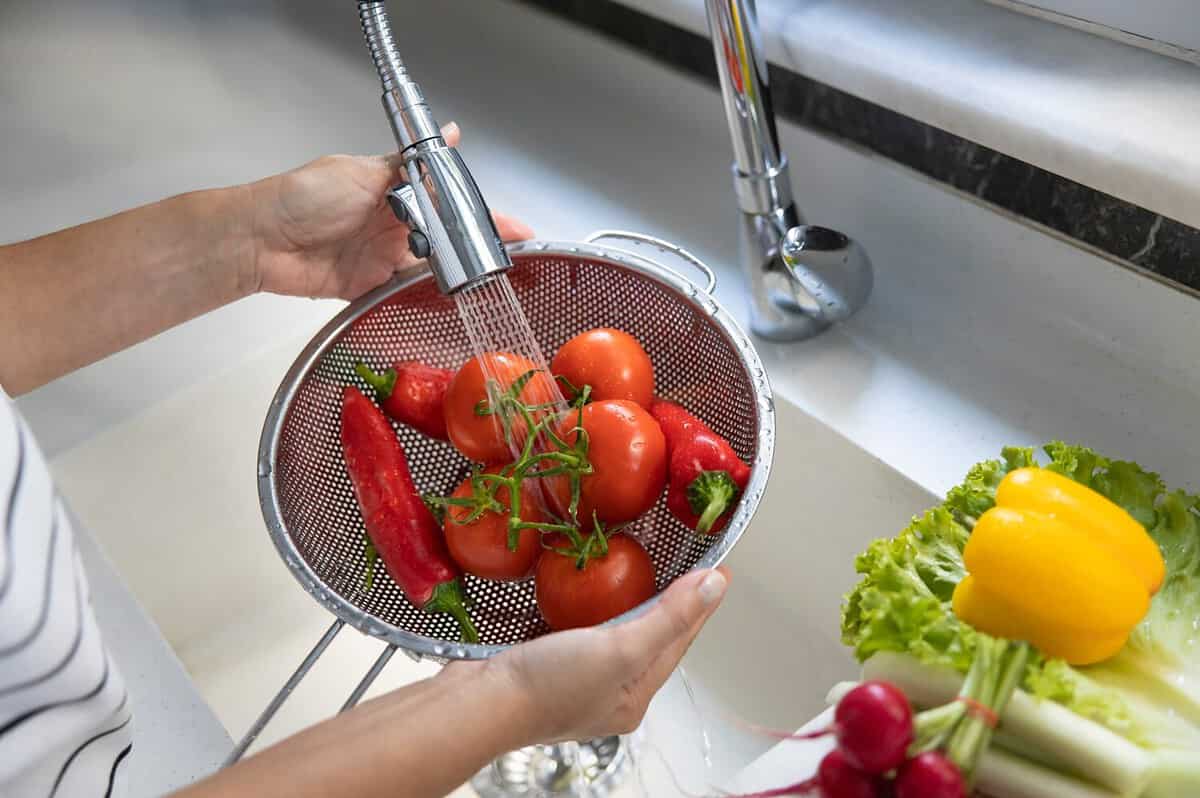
[[470, 736, 629, 797]]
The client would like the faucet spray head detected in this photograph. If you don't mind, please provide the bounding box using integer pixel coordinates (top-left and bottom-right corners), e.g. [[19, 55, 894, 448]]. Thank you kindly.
[[356, 1, 511, 294]]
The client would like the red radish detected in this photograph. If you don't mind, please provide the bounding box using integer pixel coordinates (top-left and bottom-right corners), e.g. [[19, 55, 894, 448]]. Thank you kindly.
[[894, 752, 965, 798], [729, 750, 884, 798], [816, 749, 886, 798], [833, 681, 914, 774]]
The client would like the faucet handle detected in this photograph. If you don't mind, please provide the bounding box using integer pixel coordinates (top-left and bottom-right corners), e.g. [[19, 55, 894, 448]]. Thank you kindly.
[[779, 226, 874, 326]]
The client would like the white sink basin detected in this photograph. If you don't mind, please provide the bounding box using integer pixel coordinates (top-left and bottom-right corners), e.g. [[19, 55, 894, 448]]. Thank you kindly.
[[636, 396, 934, 792], [49, 320, 934, 795]]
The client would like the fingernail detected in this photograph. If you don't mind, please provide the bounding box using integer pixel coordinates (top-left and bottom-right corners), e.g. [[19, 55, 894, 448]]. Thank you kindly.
[[442, 120, 459, 135], [698, 570, 727, 606]]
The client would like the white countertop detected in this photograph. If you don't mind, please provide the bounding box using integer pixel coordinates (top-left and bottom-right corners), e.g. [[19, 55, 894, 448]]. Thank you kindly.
[[73, 518, 232, 796], [626, 0, 1200, 231]]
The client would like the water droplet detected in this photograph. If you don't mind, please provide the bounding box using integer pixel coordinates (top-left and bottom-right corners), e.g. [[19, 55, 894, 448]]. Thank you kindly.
[[257, 461, 272, 477]]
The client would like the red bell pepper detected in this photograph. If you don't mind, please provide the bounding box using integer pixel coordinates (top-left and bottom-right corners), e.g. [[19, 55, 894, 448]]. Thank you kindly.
[[355, 360, 452, 440], [651, 399, 751, 535], [341, 386, 477, 642]]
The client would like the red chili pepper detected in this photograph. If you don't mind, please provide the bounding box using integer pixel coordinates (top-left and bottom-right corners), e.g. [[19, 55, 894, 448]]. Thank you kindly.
[[651, 399, 751, 535], [340, 386, 478, 642], [355, 360, 453, 440]]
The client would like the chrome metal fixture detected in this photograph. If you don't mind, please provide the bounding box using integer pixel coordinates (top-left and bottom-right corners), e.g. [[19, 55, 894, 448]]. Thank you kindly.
[[358, 1, 511, 294], [705, 0, 873, 340]]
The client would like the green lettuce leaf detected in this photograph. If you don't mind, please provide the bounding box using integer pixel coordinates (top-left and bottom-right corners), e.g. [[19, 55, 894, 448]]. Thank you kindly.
[[842, 441, 1200, 752]]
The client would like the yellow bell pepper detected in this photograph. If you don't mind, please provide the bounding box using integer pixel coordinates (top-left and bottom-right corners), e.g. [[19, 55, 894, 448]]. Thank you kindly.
[[952, 467, 1165, 665], [997, 467, 1164, 592]]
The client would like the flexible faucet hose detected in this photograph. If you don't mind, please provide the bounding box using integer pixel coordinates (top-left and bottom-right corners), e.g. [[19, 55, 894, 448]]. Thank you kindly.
[[358, 1, 407, 91]]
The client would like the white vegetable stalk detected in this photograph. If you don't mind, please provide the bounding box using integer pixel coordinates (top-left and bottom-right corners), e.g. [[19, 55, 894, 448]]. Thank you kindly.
[[976, 747, 1120, 798], [1142, 749, 1200, 798], [862, 653, 1153, 796]]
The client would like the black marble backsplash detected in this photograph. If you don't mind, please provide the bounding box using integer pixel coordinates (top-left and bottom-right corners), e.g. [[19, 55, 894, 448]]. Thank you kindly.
[[518, 0, 1200, 295]]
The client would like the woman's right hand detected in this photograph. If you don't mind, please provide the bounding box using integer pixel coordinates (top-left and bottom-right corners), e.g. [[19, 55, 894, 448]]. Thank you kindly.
[[456, 567, 730, 744]]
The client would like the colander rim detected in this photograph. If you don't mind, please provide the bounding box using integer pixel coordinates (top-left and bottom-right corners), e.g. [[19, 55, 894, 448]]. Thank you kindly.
[[257, 238, 775, 660]]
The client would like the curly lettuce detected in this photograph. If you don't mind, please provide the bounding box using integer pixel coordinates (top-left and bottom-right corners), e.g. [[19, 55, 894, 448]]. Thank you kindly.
[[841, 442, 1200, 756]]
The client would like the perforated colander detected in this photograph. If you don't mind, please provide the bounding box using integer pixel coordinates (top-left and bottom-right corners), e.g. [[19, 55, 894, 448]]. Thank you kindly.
[[233, 231, 774, 759]]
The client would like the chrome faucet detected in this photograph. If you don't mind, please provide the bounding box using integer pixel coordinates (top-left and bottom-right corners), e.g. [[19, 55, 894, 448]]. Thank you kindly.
[[705, 0, 873, 341], [358, 1, 512, 295]]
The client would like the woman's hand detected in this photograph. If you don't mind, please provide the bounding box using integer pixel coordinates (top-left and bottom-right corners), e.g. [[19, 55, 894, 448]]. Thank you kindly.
[[249, 122, 534, 300], [461, 567, 730, 744]]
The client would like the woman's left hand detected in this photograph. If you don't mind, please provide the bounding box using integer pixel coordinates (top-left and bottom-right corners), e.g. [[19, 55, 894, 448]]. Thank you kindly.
[[249, 122, 533, 300], [450, 567, 730, 745]]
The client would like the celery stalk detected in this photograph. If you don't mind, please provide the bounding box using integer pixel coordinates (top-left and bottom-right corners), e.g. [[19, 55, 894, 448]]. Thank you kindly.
[[1142, 749, 1200, 798], [863, 652, 1153, 796], [976, 746, 1121, 798]]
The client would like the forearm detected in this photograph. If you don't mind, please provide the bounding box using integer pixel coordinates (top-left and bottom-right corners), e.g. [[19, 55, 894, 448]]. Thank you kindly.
[[0, 185, 258, 394], [177, 663, 535, 798]]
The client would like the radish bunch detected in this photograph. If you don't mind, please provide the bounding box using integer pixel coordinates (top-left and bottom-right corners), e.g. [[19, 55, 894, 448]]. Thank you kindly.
[[740, 681, 967, 798]]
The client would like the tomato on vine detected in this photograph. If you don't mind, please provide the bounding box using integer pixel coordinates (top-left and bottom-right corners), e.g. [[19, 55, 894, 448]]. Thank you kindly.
[[535, 533, 656, 631], [551, 328, 655, 408], [549, 399, 667, 525], [442, 465, 545, 581]]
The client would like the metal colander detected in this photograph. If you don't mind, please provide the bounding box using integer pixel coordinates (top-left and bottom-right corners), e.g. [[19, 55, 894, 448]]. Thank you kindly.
[[257, 231, 774, 662]]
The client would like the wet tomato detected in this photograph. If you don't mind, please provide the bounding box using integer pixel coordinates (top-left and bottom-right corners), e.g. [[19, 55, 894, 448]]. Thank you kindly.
[[535, 533, 656, 630], [552, 399, 667, 525], [443, 352, 556, 463], [443, 466, 545, 581], [550, 328, 654, 408]]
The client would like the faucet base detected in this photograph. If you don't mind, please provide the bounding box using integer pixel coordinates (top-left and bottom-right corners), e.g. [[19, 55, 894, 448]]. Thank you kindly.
[[737, 207, 873, 341], [748, 305, 833, 343]]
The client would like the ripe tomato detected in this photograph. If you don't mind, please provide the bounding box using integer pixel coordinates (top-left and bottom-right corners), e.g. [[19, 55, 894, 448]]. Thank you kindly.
[[535, 533, 656, 631], [550, 328, 654, 408], [443, 352, 556, 463], [443, 466, 543, 581], [552, 399, 667, 525]]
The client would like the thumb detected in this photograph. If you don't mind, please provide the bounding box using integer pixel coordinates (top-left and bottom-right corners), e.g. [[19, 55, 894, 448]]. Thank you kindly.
[[619, 567, 728, 655]]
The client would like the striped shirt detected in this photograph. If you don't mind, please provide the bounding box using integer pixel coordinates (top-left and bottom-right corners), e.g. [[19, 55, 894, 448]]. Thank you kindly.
[[0, 389, 132, 797]]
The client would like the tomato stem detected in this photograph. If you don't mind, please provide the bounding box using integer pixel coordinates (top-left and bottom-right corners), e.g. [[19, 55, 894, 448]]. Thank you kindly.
[[436, 371, 599, 558]]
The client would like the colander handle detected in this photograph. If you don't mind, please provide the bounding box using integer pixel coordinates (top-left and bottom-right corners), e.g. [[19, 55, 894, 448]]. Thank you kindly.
[[224, 619, 345, 766], [584, 230, 718, 294]]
